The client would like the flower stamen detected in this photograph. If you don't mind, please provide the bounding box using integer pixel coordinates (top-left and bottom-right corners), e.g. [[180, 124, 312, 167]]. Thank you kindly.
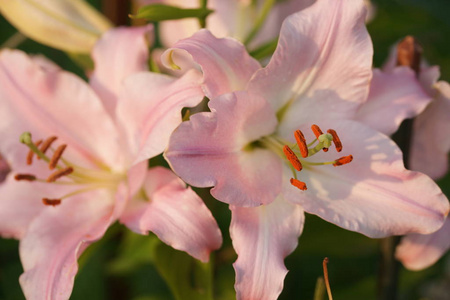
[[46, 166, 74, 182], [326, 129, 342, 152], [283, 145, 302, 171], [27, 139, 42, 165], [15, 174, 37, 181], [294, 130, 308, 158], [49, 144, 67, 170], [333, 155, 353, 167], [290, 178, 307, 190], [42, 198, 62, 206], [39, 136, 57, 158], [312, 124, 329, 152]]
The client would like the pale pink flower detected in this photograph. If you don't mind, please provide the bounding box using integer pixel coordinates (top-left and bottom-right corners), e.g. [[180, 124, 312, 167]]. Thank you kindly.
[[0, 26, 221, 300], [162, 0, 449, 298], [0, 154, 10, 182], [395, 77, 450, 269], [360, 36, 450, 271], [136, 0, 315, 48]]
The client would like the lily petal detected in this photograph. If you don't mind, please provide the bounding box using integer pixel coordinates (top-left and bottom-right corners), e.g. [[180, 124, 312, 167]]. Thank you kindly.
[[248, 0, 372, 113], [355, 67, 432, 136], [0, 0, 111, 53], [231, 197, 304, 300], [18, 189, 118, 300], [121, 167, 222, 262], [396, 217, 450, 270], [165, 91, 281, 207], [161, 30, 260, 98], [90, 26, 152, 116], [117, 69, 204, 164], [410, 81, 450, 179], [0, 49, 121, 169], [284, 119, 449, 238], [0, 177, 49, 239]]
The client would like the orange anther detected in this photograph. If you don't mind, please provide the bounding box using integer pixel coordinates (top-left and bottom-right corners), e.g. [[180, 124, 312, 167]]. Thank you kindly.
[[311, 125, 328, 152], [38, 136, 57, 159], [283, 145, 303, 171], [42, 198, 61, 206], [26, 139, 42, 165], [49, 144, 67, 170], [46, 166, 73, 182], [327, 129, 343, 152], [290, 178, 307, 191], [14, 174, 36, 181], [311, 124, 323, 139], [294, 130, 309, 158], [397, 36, 422, 75], [333, 155, 353, 167]]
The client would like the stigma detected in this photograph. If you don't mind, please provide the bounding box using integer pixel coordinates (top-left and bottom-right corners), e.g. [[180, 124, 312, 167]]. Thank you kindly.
[[282, 124, 353, 191], [15, 132, 124, 206]]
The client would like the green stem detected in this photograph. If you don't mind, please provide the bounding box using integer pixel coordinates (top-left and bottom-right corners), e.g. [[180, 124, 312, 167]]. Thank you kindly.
[[198, 0, 208, 28], [243, 0, 276, 46]]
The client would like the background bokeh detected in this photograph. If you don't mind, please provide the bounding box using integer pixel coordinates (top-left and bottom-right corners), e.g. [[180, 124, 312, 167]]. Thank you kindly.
[[0, 0, 449, 299]]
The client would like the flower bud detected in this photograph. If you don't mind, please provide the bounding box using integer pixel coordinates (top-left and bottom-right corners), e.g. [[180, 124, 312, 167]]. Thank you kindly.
[[0, 0, 112, 53]]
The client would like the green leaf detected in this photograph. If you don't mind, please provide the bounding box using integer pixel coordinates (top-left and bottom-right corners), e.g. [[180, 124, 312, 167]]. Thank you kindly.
[[67, 52, 94, 71], [130, 4, 213, 22], [108, 231, 160, 275], [153, 242, 214, 300]]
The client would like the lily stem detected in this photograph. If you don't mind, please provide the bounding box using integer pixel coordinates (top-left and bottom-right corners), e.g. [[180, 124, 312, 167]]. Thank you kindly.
[[377, 118, 413, 300]]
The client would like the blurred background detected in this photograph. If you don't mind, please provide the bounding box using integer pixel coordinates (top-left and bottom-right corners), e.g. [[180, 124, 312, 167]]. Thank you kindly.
[[0, 0, 449, 299]]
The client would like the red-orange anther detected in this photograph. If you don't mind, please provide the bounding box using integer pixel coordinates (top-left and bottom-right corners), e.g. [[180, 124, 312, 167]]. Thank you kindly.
[[46, 166, 73, 182], [311, 125, 328, 152], [49, 144, 67, 170], [327, 129, 343, 152], [294, 130, 309, 158], [26, 139, 42, 165], [283, 145, 303, 171], [14, 174, 36, 181], [397, 36, 422, 75], [311, 124, 323, 139], [39, 136, 58, 158], [42, 198, 61, 206], [290, 178, 307, 191], [333, 155, 353, 167]]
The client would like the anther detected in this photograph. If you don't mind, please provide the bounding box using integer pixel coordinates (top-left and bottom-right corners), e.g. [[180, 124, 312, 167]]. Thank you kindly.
[[397, 36, 422, 75], [333, 155, 353, 167], [283, 145, 303, 171], [42, 198, 61, 206], [46, 166, 73, 182], [39, 136, 58, 158], [327, 129, 342, 152], [49, 144, 67, 170], [311, 124, 323, 139], [290, 178, 307, 191], [14, 174, 36, 181], [294, 130, 309, 158], [311, 125, 328, 152], [26, 140, 42, 165]]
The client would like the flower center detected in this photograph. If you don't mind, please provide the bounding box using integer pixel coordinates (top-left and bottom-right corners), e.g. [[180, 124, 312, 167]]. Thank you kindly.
[[14, 132, 125, 206], [260, 124, 353, 191]]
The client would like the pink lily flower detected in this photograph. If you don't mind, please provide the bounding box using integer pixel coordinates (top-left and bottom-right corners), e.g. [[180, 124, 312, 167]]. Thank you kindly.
[[360, 36, 450, 270], [136, 0, 315, 48], [0, 26, 222, 299], [395, 77, 450, 270], [162, 0, 449, 298]]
